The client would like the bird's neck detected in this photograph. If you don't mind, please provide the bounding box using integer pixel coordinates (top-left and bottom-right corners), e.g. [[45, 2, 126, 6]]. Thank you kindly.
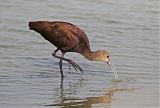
[[83, 50, 99, 61]]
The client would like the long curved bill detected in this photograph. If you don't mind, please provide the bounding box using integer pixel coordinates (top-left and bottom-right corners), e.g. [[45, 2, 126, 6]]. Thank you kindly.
[[106, 62, 118, 80]]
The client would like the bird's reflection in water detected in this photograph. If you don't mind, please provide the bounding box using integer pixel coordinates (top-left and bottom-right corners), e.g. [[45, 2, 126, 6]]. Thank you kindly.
[[51, 93, 112, 108], [45, 78, 135, 108]]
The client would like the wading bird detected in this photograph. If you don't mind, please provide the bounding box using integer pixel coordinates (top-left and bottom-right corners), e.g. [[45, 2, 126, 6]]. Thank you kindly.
[[29, 21, 118, 80]]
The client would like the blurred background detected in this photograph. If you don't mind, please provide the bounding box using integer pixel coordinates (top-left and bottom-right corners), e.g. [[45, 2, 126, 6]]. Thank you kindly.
[[0, 0, 159, 108]]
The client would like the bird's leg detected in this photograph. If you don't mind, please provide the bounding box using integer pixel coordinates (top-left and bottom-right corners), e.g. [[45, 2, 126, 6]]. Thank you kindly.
[[52, 51, 83, 73], [52, 48, 59, 56], [52, 49, 72, 70], [59, 53, 64, 78], [68, 62, 71, 71], [61, 57, 83, 73], [53, 49, 69, 70]]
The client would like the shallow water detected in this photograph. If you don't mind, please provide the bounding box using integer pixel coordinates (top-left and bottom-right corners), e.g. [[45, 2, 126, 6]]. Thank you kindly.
[[0, 0, 159, 108]]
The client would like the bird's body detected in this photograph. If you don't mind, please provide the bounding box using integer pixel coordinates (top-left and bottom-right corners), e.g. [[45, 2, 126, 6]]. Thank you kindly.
[[29, 21, 118, 80], [38, 21, 90, 55]]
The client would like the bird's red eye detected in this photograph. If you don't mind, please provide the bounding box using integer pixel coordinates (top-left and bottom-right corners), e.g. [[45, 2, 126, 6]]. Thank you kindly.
[[107, 55, 109, 58]]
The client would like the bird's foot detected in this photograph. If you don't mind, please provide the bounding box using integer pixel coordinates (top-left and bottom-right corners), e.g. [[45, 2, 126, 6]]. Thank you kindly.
[[68, 60, 83, 73]]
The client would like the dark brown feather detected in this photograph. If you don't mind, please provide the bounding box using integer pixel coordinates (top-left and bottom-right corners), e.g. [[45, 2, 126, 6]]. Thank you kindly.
[[29, 21, 91, 54]]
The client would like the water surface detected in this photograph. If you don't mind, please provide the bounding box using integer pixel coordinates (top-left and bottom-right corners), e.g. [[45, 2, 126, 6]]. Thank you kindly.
[[0, 0, 159, 108]]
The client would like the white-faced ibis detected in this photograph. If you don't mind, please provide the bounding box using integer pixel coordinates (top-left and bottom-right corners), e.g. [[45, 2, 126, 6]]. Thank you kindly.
[[29, 21, 118, 80]]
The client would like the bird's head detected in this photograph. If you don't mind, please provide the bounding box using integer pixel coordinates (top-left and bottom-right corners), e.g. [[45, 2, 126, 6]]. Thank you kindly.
[[93, 50, 110, 62], [94, 50, 118, 80], [29, 21, 51, 33]]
